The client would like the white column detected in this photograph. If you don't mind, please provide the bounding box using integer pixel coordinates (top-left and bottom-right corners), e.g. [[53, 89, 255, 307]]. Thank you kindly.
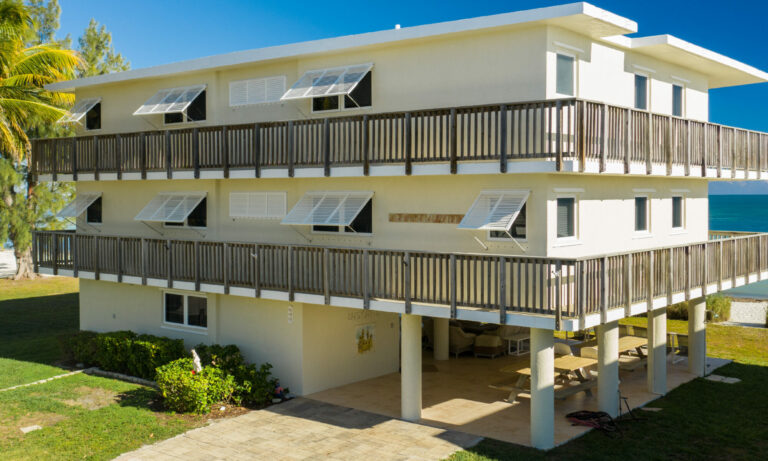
[[647, 307, 667, 395], [688, 298, 707, 377], [433, 318, 449, 361], [597, 320, 619, 418], [401, 313, 422, 422], [530, 328, 554, 450]]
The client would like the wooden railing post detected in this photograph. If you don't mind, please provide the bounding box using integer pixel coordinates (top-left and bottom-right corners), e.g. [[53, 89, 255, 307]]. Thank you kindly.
[[702, 124, 708, 177], [71, 137, 78, 181], [323, 118, 331, 177], [363, 250, 370, 309], [252, 123, 261, 178], [717, 125, 723, 178], [647, 250, 654, 310], [72, 233, 78, 277], [362, 115, 370, 176], [702, 242, 709, 295], [404, 113, 412, 175], [117, 237, 123, 283], [32, 232, 39, 274], [223, 243, 230, 295], [599, 103, 607, 173], [287, 245, 294, 301], [166, 239, 172, 288], [253, 244, 260, 297], [685, 246, 691, 300], [141, 238, 147, 285], [286, 122, 296, 178], [600, 257, 607, 324], [193, 128, 200, 179], [403, 252, 411, 314], [93, 136, 100, 181], [646, 113, 653, 175], [579, 101, 587, 173], [116, 134, 122, 180], [556, 261, 563, 330], [624, 108, 631, 174], [165, 130, 172, 179], [733, 239, 738, 288], [498, 256, 507, 324], [625, 253, 632, 316], [666, 115, 673, 176], [758, 133, 763, 180], [449, 108, 457, 174], [685, 120, 691, 176], [450, 254, 457, 319], [499, 104, 508, 173], [731, 128, 737, 179], [323, 248, 330, 305], [140, 132, 147, 180], [93, 236, 100, 280], [52, 233, 59, 275], [556, 100, 563, 171], [222, 125, 230, 179], [194, 241, 201, 291], [667, 249, 673, 305]]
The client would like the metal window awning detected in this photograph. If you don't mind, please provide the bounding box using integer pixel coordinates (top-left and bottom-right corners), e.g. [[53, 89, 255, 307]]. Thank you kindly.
[[58, 98, 101, 124], [134, 192, 206, 223], [281, 63, 373, 101], [57, 193, 102, 218], [281, 191, 373, 226], [458, 190, 530, 232], [133, 84, 206, 115]]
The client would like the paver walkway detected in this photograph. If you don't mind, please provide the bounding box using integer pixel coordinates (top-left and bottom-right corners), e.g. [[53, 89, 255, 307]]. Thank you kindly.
[[115, 398, 481, 461]]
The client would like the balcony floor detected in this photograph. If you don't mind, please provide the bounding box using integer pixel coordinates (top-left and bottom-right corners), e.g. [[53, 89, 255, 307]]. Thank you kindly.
[[308, 351, 729, 448]]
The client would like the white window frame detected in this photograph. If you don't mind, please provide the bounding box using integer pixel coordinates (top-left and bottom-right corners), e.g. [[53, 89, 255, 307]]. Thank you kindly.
[[310, 198, 373, 237], [162, 91, 206, 126], [633, 194, 651, 236], [554, 51, 577, 98], [310, 87, 373, 114], [162, 197, 207, 230], [634, 72, 650, 111], [671, 82, 686, 118], [229, 76, 286, 107], [162, 291, 208, 331], [671, 195, 686, 232], [229, 191, 286, 219], [554, 194, 579, 244]]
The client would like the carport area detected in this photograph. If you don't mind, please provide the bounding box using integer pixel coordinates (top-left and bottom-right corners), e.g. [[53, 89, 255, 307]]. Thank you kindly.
[[308, 306, 726, 449]]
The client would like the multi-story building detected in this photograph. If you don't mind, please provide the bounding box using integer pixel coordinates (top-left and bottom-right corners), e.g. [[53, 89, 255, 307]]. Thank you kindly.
[[31, 2, 768, 449]]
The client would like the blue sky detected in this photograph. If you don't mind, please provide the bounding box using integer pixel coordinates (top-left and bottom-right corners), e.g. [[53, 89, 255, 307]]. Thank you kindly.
[[55, 0, 768, 193]]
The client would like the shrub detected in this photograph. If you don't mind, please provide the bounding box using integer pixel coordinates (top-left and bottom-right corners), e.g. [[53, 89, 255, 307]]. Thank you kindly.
[[707, 294, 731, 323], [60, 330, 100, 365], [127, 335, 187, 380], [95, 331, 137, 374], [194, 343, 280, 406], [667, 301, 689, 320], [156, 358, 236, 414]]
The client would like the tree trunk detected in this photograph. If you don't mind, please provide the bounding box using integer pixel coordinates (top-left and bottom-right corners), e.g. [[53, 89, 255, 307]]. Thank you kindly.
[[13, 246, 37, 280]]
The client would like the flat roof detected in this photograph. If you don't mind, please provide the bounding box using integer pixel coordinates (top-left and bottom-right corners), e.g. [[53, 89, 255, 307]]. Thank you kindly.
[[46, 2, 767, 91]]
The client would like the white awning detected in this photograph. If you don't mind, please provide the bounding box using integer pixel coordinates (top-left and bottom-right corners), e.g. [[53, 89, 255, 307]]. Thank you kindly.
[[281, 191, 373, 226], [133, 85, 206, 115], [57, 193, 102, 218], [58, 98, 101, 124], [281, 63, 373, 101], [134, 192, 207, 223], [458, 190, 530, 232]]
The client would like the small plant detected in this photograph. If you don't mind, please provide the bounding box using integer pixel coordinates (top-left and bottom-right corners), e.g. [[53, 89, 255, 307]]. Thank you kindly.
[[706, 294, 731, 323], [155, 358, 236, 414], [60, 330, 99, 365], [667, 301, 689, 320]]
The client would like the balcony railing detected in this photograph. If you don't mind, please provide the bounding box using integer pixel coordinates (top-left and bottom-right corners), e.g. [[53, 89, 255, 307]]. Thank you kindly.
[[33, 231, 768, 329], [31, 98, 768, 180]]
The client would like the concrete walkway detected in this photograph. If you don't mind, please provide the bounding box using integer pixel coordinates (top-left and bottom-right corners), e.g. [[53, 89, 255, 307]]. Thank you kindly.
[[726, 300, 767, 328], [115, 398, 481, 461]]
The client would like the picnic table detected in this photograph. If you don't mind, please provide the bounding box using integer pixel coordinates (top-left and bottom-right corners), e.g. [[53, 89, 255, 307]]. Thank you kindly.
[[490, 355, 598, 403], [578, 335, 648, 370]]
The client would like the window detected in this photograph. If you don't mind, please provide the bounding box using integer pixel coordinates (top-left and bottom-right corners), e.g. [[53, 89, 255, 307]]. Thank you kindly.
[[58, 97, 101, 125], [635, 196, 649, 232], [556, 53, 575, 96], [634, 74, 648, 110], [134, 192, 207, 226], [229, 76, 286, 106], [489, 203, 527, 240], [86, 196, 102, 224], [312, 199, 372, 234], [556, 197, 575, 239], [165, 198, 207, 228], [313, 71, 372, 112], [58, 193, 102, 219], [229, 192, 286, 219], [165, 90, 206, 124], [164, 292, 207, 328], [85, 102, 101, 130], [672, 196, 684, 229], [672, 84, 683, 117]]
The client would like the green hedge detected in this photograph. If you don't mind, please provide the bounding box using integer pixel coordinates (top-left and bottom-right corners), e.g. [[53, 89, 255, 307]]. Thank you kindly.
[[156, 358, 236, 414], [61, 330, 187, 380]]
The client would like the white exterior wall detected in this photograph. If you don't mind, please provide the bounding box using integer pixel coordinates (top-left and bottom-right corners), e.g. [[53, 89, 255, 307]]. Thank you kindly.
[[545, 27, 710, 121]]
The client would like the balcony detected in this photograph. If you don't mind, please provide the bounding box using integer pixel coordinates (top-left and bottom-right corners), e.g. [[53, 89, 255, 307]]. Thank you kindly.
[[31, 98, 768, 182], [33, 231, 768, 330]]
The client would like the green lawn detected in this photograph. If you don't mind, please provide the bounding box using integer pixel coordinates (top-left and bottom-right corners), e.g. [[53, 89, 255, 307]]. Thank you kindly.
[[0, 277, 206, 460], [450, 319, 768, 460]]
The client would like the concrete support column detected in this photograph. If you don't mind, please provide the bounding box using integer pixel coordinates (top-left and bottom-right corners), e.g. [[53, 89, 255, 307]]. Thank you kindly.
[[530, 328, 554, 450], [433, 318, 449, 361], [647, 307, 668, 395], [688, 298, 707, 377], [401, 314, 422, 422], [597, 321, 620, 418]]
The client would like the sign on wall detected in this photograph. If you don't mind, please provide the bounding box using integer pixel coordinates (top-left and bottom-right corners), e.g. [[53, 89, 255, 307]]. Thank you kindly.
[[356, 324, 375, 354]]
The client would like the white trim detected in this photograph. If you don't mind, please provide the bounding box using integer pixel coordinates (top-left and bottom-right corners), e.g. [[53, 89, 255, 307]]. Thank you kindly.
[[555, 194, 578, 242], [553, 187, 584, 193], [162, 290, 209, 330], [670, 188, 690, 193], [632, 188, 656, 193], [671, 75, 691, 84], [632, 64, 657, 74], [553, 41, 584, 54]]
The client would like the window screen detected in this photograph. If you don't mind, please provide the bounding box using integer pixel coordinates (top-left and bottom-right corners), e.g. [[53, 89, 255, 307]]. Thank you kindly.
[[672, 196, 683, 228], [635, 197, 648, 231], [556, 54, 574, 96], [635, 75, 648, 110], [557, 198, 575, 238]]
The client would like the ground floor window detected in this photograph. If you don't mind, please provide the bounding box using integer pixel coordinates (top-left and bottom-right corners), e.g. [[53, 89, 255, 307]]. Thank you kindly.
[[164, 292, 207, 328]]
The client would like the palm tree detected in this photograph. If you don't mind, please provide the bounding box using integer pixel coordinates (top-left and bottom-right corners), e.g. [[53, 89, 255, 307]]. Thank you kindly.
[[0, 0, 82, 278]]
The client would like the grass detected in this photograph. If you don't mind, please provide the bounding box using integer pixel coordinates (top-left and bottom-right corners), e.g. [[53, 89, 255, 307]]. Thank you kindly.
[[0, 277, 207, 460], [450, 319, 768, 460]]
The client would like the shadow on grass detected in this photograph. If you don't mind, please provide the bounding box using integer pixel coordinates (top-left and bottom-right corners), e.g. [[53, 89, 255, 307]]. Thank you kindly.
[[0, 293, 79, 365]]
